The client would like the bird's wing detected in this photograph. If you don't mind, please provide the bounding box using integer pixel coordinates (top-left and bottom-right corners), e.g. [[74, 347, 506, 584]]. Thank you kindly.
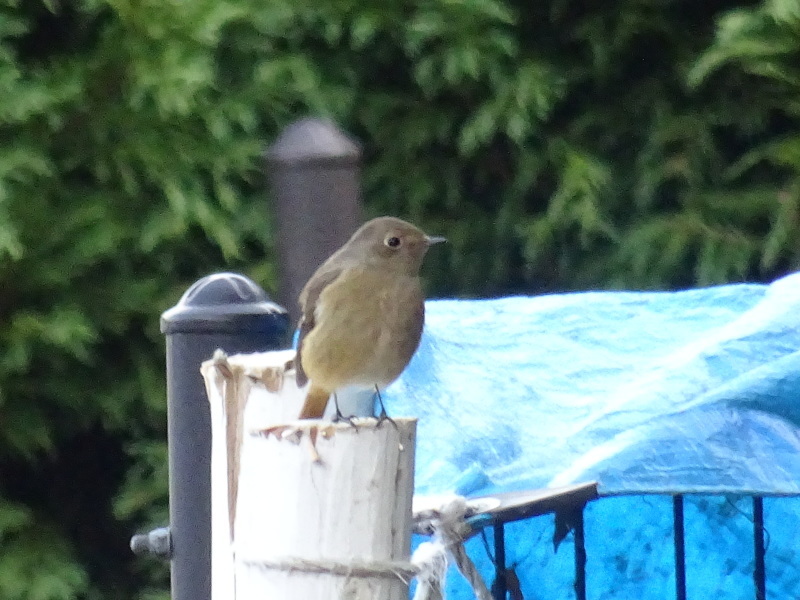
[[295, 266, 343, 387]]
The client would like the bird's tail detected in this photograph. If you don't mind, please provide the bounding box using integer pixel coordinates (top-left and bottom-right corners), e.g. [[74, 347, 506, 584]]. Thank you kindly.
[[298, 386, 331, 419]]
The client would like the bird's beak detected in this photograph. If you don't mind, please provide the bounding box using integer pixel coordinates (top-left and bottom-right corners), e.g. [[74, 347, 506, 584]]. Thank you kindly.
[[425, 235, 447, 245]]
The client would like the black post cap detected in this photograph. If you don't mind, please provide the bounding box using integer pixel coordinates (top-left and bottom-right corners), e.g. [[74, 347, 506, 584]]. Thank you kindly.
[[161, 272, 289, 335]]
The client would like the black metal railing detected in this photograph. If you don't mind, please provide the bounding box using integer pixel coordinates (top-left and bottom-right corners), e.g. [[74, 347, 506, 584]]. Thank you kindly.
[[753, 496, 766, 600], [670, 494, 767, 600], [674, 495, 686, 600], [479, 488, 777, 600]]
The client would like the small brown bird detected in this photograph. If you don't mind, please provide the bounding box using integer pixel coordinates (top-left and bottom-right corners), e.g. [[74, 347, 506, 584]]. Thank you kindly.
[[295, 216, 445, 419]]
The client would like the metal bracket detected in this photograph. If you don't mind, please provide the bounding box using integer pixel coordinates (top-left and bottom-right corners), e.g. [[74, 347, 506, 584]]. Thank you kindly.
[[130, 526, 172, 559]]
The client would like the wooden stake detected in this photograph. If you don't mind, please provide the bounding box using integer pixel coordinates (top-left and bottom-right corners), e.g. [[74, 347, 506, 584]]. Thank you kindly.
[[235, 419, 416, 600], [203, 351, 415, 600]]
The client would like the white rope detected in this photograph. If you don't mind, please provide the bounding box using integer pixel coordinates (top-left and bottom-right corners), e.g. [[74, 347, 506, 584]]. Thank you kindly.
[[240, 495, 492, 600], [242, 556, 419, 581], [410, 541, 448, 600], [411, 495, 493, 600]]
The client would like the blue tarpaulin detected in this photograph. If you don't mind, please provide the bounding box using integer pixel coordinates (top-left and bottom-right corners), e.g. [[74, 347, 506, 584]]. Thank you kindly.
[[385, 272, 800, 599]]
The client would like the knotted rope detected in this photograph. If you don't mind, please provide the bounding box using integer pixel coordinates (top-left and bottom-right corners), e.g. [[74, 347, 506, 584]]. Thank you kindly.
[[241, 495, 492, 600]]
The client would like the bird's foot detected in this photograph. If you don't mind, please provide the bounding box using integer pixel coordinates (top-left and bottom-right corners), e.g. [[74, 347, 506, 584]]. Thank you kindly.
[[376, 408, 398, 430], [375, 385, 399, 431], [373, 386, 398, 429], [332, 406, 359, 429]]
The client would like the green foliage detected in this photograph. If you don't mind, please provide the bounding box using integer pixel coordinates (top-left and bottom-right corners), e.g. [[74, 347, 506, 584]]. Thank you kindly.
[[0, 499, 88, 600], [1, 0, 798, 597]]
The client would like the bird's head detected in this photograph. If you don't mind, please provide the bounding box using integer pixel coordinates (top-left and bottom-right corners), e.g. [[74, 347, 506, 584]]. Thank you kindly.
[[347, 216, 446, 274]]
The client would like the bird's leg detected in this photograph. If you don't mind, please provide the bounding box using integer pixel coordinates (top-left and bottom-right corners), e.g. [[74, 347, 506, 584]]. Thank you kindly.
[[333, 392, 344, 420], [332, 393, 358, 428], [374, 385, 397, 429]]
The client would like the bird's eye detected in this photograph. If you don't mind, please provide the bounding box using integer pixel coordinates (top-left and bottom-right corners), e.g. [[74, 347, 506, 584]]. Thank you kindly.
[[385, 236, 401, 248]]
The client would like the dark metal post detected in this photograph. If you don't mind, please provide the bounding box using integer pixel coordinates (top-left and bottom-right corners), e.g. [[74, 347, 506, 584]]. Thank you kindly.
[[493, 523, 506, 600], [574, 508, 587, 600], [133, 272, 289, 600], [266, 118, 363, 324], [753, 496, 766, 600], [673, 495, 687, 600]]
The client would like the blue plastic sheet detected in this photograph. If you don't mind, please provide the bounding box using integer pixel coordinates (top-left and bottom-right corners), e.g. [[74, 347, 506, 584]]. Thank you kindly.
[[384, 273, 800, 599]]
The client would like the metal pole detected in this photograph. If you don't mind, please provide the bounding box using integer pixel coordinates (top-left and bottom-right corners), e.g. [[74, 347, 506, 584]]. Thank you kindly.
[[493, 523, 506, 600], [753, 496, 766, 600], [132, 272, 289, 600], [673, 495, 686, 600], [574, 507, 587, 600], [266, 118, 363, 325]]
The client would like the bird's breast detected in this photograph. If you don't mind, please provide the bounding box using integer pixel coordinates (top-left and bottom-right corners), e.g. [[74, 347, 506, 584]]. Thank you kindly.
[[301, 268, 425, 391]]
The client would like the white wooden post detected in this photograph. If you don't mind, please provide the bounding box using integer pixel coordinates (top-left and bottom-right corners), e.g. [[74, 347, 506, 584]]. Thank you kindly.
[[202, 350, 416, 600]]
